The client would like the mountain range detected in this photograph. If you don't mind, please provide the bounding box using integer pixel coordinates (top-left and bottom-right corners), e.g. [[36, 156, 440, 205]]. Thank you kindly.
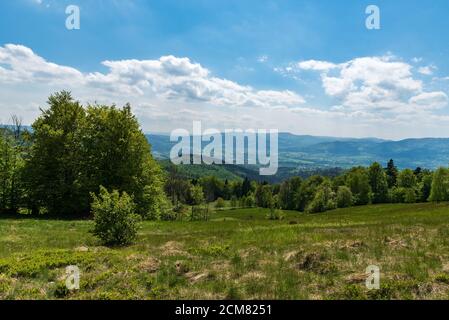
[[147, 133, 449, 182]]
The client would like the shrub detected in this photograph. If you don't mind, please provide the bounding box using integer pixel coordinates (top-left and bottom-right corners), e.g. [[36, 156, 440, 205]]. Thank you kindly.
[[215, 197, 226, 209], [266, 208, 285, 220], [91, 186, 141, 246], [336, 186, 353, 208]]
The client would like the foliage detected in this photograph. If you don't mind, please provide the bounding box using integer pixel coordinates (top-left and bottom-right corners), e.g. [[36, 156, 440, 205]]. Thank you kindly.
[[397, 169, 417, 189], [22, 91, 168, 218], [91, 186, 141, 246], [346, 168, 372, 206], [306, 181, 336, 213], [429, 167, 449, 202], [336, 186, 353, 208], [368, 162, 389, 204], [215, 197, 226, 209]]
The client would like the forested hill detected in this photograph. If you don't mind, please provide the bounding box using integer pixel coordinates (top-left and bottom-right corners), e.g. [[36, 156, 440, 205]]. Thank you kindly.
[[147, 132, 449, 171]]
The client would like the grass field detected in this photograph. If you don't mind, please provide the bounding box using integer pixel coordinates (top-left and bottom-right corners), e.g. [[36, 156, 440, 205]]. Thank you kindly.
[[1, 203, 449, 300]]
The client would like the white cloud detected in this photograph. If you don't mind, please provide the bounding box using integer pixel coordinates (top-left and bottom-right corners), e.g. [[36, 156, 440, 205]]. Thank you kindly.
[[2, 44, 449, 139], [294, 55, 448, 114], [409, 91, 448, 109], [0, 44, 83, 84], [0, 44, 305, 110], [257, 55, 268, 63], [297, 60, 338, 71], [418, 65, 436, 75]]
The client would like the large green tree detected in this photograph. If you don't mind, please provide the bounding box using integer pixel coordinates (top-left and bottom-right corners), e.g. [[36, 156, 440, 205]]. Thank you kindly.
[[24, 91, 86, 215], [24, 92, 167, 218], [429, 167, 449, 202], [278, 177, 302, 210], [346, 167, 372, 205], [368, 162, 389, 203], [385, 159, 398, 188], [80, 103, 167, 218]]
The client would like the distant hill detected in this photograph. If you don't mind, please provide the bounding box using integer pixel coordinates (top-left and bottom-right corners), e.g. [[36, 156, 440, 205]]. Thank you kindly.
[[147, 132, 449, 170], [148, 132, 449, 182]]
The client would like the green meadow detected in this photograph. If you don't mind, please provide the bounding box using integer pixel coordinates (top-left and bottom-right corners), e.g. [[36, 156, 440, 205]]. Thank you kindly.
[[1, 202, 449, 300]]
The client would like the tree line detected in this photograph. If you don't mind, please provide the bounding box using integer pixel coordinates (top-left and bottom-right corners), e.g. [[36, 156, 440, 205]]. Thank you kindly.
[[164, 159, 449, 215]]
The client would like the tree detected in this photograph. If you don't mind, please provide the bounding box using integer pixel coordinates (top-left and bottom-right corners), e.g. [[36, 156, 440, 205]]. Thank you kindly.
[[306, 181, 336, 213], [199, 176, 224, 202], [190, 184, 206, 220], [336, 186, 353, 208], [297, 175, 325, 211], [397, 169, 417, 189], [91, 186, 141, 246], [429, 167, 449, 202], [23, 91, 86, 215], [241, 177, 252, 197], [0, 118, 27, 214], [24, 92, 168, 218], [418, 173, 433, 202], [368, 162, 389, 204], [385, 159, 398, 188], [278, 177, 302, 210], [346, 168, 371, 205], [80, 103, 167, 217], [255, 184, 273, 208]]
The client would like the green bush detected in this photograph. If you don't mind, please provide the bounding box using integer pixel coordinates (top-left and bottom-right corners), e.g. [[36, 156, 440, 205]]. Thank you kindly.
[[336, 186, 353, 208], [91, 186, 141, 246], [215, 197, 226, 209], [266, 208, 285, 220], [306, 183, 336, 213]]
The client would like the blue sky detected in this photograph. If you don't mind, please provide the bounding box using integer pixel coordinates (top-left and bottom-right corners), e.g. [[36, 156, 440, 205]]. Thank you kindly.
[[1, 0, 449, 139]]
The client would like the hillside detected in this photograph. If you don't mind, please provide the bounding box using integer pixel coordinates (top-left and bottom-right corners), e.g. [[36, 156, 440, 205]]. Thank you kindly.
[[2, 202, 449, 300], [147, 133, 449, 178]]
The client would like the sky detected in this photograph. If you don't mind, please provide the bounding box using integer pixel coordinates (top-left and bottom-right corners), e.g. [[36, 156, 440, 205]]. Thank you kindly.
[[0, 0, 449, 139]]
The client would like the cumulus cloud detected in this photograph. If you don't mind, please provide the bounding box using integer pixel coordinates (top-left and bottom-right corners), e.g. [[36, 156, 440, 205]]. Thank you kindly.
[[0, 44, 305, 110], [418, 65, 436, 75], [409, 91, 448, 109], [2, 43, 449, 139], [297, 60, 338, 71], [0, 44, 83, 84], [293, 55, 448, 114]]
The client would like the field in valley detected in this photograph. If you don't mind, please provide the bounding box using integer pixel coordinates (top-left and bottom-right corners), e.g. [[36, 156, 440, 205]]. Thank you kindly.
[[1, 203, 449, 300]]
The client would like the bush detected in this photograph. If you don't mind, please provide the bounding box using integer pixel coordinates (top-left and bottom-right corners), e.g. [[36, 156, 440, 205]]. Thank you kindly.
[[266, 208, 285, 220], [336, 186, 353, 208], [91, 186, 141, 246], [215, 197, 226, 209]]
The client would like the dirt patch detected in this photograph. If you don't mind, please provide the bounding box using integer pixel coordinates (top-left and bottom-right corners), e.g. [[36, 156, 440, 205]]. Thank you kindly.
[[345, 273, 367, 284], [296, 253, 336, 274], [74, 246, 89, 252], [160, 241, 188, 257], [185, 272, 209, 283], [283, 251, 299, 262], [383, 236, 408, 248], [138, 257, 161, 273], [175, 260, 190, 274], [241, 271, 266, 281], [340, 240, 365, 250]]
